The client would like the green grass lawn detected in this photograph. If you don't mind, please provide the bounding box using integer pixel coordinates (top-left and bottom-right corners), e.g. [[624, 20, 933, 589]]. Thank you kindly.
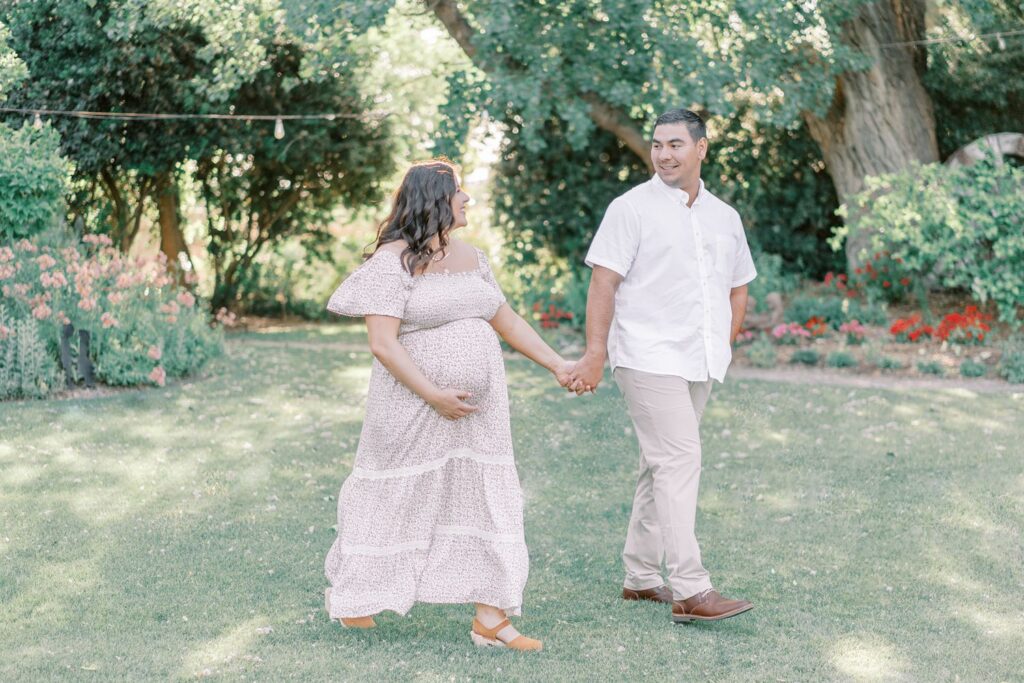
[[2, 326, 1022, 681]]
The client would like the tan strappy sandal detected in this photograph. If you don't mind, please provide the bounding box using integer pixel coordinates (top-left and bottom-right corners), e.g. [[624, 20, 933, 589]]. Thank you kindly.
[[324, 588, 376, 629], [470, 618, 543, 651]]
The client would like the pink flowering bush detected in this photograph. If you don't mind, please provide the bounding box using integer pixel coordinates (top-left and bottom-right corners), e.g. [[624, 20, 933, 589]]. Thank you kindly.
[[1, 233, 223, 398], [771, 322, 812, 345], [839, 320, 867, 345]]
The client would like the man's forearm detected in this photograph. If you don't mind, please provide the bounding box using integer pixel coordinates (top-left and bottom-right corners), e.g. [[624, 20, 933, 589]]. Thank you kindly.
[[585, 274, 618, 359], [729, 285, 748, 343]]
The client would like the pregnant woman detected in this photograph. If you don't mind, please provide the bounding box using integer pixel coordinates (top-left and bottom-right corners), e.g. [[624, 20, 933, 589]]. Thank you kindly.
[[323, 159, 573, 651]]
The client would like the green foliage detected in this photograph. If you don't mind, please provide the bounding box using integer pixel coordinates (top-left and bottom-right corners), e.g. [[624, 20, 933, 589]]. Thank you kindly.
[[925, 1, 1024, 157], [784, 295, 886, 329], [959, 359, 987, 378], [0, 122, 68, 240], [999, 337, 1024, 384], [916, 360, 945, 376], [875, 356, 905, 371], [0, 307, 64, 400], [491, 121, 650, 267], [194, 35, 393, 310], [746, 335, 778, 368], [704, 115, 843, 279], [836, 157, 1024, 327], [790, 348, 820, 366], [748, 251, 799, 313], [0, 20, 26, 99], [826, 351, 858, 369]]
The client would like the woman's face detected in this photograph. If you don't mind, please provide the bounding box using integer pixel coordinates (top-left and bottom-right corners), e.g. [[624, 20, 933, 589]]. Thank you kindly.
[[450, 187, 471, 230]]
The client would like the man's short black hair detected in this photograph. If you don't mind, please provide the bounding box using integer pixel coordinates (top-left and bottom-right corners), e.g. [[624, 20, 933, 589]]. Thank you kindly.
[[654, 109, 707, 142]]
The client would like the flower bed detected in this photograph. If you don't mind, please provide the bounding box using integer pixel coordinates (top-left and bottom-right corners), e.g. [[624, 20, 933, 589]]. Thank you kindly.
[[1, 234, 225, 399]]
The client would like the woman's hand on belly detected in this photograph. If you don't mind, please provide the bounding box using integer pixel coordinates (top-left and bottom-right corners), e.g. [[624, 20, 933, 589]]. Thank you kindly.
[[427, 387, 480, 420]]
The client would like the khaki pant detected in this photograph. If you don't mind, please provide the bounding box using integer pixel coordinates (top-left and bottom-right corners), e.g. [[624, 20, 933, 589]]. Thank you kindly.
[[614, 368, 714, 600]]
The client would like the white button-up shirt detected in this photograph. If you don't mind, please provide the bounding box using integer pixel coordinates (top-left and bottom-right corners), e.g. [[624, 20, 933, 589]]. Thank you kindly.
[[585, 175, 757, 383]]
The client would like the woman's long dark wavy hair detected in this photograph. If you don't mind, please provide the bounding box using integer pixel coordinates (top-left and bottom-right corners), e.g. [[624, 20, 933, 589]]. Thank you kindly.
[[371, 160, 460, 275]]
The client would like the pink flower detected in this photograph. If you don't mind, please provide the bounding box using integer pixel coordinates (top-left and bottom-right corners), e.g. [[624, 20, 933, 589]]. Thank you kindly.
[[215, 307, 237, 326], [14, 239, 37, 253], [78, 298, 97, 312], [0, 247, 14, 262], [82, 234, 114, 246], [36, 254, 57, 270], [32, 303, 52, 320], [0, 264, 15, 280], [108, 292, 125, 305], [115, 273, 133, 289], [56, 311, 70, 325], [0, 324, 12, 340], [100, 312, 119, 328], [13, 283, 29, 297], [176, 291, 196, 308], [40, 271, 68, 288], [148, 366, 166, 387], [165, 315, 177, 324], [147, 345, 162, 361], [160, 301, 180, 315]]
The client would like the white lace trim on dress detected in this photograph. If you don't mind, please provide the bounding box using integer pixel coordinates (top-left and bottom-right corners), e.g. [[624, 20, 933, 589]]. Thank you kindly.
[[350, 448, 511, 480], [337, 525, 523, 557]]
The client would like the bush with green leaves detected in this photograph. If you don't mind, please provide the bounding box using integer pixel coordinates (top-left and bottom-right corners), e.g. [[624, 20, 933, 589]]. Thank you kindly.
[[916, 360, 944, 376], [748, 250, 799, 314], [0, 122, 68, 241], [836, 157, 1024, 327], [745, 335, 777, 369], [999, 338, 1024, 384], [875, 356, 905, 371], [1, 232, 223, 397], [959, 359, 987, 378], [826, 351, 858, 369], [790, 349, 820, 366], [784, 295, 887, 330]]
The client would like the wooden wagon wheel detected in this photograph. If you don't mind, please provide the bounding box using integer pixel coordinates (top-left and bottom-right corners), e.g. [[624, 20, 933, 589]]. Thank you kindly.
[[944, 132, 1024, 167]]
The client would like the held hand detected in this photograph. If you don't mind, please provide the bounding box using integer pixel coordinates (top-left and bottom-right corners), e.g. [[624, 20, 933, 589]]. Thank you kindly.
[[429, 388, 480, 420], [553, 359, 576, 389], [568, 351, 604, 396]]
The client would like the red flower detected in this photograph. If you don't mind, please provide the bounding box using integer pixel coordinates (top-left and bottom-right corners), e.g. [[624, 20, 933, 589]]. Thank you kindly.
[[882, 281, 891, 288], [899, 278, 910, 286]]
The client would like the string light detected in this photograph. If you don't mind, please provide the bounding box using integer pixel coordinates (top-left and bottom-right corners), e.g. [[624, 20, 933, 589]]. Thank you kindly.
[[0, 106, 384, 122], [274, 117, 285, 140], [32, 112, 42, 129], [877, 27, 1024, 49]]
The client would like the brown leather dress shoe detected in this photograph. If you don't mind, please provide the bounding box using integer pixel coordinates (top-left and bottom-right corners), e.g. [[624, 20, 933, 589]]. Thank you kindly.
[[622, 585, 674, 604], [671, 589, 753, 623]]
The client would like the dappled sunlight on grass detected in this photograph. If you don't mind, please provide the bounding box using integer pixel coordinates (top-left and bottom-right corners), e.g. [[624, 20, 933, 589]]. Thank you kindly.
[[179, 616, 269, 679], [2, 332, 1022, 679], [830, 635, 908, 681]]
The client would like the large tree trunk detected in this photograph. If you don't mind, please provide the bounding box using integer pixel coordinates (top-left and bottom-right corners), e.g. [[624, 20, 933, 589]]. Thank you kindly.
[[802, 0, 939, 268], [155, 171, 191, 276]]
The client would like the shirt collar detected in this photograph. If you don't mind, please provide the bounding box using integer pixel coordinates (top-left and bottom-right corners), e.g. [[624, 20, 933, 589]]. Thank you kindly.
[[651, 174, 706, 207]]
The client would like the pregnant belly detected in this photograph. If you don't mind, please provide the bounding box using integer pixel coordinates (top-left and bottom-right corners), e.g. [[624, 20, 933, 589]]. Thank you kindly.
[[401, 318, 502, 397]]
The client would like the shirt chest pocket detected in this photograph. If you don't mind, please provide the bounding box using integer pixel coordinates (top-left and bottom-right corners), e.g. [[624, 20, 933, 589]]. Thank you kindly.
[[712, 234, 736, 278]]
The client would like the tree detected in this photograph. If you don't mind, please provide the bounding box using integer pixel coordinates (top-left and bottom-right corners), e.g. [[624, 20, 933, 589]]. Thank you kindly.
[[424, 0, 1019, 267], [194, 38, 393, 309]]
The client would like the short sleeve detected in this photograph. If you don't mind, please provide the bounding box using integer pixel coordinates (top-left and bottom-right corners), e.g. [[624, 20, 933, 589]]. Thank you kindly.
[[326, 251, 413, 319], [585, 197, 640, 277], [731, 219, 757, 288], [475, 248, 507, 307]]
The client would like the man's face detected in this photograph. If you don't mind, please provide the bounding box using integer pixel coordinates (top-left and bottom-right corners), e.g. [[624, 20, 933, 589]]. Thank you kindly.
[[650, 123, 707, 189]]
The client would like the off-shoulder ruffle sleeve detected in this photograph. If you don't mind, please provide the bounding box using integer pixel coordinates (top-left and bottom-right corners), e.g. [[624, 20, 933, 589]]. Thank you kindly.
[[326, 251, 413, 319]]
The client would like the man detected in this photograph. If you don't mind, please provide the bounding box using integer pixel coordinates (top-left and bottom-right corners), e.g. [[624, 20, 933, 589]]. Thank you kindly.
[[569, 108, 756, 623]]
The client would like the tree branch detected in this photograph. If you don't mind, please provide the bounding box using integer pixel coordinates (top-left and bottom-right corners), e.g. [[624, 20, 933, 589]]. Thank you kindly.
[[426, 0, 653, 172]]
